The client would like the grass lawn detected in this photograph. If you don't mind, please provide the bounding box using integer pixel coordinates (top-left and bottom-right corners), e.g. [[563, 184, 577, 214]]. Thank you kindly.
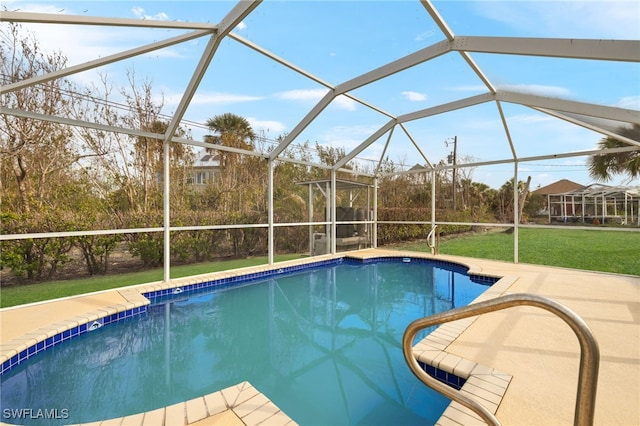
[[0, 254, 302, 308], [2, 228, 638, 308], [393, 227, 640, 276]]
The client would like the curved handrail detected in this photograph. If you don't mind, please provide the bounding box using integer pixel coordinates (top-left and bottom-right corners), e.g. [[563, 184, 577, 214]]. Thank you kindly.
[[427, 224, 438, 255], [402, 293, 600, 426]]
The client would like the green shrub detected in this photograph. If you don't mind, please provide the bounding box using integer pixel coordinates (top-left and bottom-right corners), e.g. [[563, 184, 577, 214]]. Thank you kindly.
[[1, 211, 74, 282]]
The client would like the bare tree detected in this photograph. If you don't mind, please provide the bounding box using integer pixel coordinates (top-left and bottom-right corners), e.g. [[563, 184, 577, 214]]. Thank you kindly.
[[0, 22, 82, 213]]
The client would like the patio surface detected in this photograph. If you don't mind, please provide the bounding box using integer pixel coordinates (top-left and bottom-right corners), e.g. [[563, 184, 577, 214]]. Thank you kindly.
[[1, 250, 638, 425]]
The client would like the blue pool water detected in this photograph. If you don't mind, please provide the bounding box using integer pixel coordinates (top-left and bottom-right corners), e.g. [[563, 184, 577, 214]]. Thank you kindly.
[[0, 259, 492, 425]]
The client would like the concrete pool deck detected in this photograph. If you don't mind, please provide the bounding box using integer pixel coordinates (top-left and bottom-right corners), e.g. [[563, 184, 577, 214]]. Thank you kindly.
[[1, 249, 638, 425]]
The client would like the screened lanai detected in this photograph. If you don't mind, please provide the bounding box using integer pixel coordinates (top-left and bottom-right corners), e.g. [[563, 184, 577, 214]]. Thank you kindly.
[[1, 0, 639, 281], [546, 183, 640, 225]]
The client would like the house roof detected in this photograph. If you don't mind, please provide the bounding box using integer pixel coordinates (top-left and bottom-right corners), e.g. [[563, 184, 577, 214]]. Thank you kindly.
[[533, 179, 585, 195], [193, 151, 220, 168]]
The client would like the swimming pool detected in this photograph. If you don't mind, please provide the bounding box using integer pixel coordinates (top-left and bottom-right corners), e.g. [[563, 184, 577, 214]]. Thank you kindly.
[[0, 257, 493, 425]]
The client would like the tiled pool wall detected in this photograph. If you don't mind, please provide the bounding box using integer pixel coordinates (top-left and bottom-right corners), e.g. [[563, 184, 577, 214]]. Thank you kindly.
[[0, 254, 499, 382], [143, 257, 344, 305], [418, 361, 467, 390], [356, 255, 500, 286], [143, 256, 498, 305], [0, 306, 146, 375]]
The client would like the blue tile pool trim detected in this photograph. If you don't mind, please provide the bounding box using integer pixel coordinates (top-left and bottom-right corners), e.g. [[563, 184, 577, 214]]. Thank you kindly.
[[143, 257, 346, 305], [143, 255, 498, 305], [418, 360, 467, 390], [352, 256, 499, 286], [0, 306, 146, 376], [1, 254, 498, 377]]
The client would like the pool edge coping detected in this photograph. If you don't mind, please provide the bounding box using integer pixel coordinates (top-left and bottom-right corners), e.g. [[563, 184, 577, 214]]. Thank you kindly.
[[74, 381, 296, 426], [0, 250, 513, 425], [412, 272, 517, 425]]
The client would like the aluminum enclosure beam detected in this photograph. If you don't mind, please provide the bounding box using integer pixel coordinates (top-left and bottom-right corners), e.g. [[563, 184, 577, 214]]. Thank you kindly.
[[0, 11, 219, 30], [1, 30, 212, 94], [496, 91, 640, 124], [164, 0, 261, 141], [399, 123, 434, 168], [229, 32, 396, 121], [534, 108, 640, 148], [379, 145, 640, 178], [453, 36, 640, 63], [269, 89, 335, 159], [334, 39, 452, 95], [335, 93, 498, 171], [0, 107, 269, 159], [397, 92, 495, 123], [420, 1, 496, 93], [334, 120, 397, 169], [497, 101, 518, 160], [270, 38, 454, 160]]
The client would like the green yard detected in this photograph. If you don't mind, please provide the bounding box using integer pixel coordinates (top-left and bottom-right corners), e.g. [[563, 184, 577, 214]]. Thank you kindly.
[[1, 228, 638, 309], [394, 227, 640, 276], [0, 254, 302, 308]]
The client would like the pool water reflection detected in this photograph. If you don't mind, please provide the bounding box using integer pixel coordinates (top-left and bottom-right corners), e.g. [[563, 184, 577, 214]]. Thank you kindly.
[[1, 259, 490, 425]]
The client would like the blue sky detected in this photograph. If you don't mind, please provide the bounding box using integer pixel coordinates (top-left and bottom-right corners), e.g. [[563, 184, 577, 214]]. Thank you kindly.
[[3, 0, 640, 189]]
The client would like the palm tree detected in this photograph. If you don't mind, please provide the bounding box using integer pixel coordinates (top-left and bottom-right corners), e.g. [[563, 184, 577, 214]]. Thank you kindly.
[[204, 113, 257, 174], [203, 113, 264, 214], [205, 113, 256, 151], [588, 124, 640, 182]]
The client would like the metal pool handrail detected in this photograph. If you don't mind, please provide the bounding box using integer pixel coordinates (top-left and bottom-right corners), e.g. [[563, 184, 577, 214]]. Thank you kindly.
[[402, 293, 600, 426], [427, 224, 439, 255]]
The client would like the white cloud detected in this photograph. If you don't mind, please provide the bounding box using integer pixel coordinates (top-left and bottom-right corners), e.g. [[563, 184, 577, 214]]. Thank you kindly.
[[131, 7, 169, 21], [277, 88, 328, 102], [497, 84, 571, 98], [475, 1, 640, 39], [616, 96, 640, 110], [235, 21, 247, 31], [402, 91, 427, 101], [247, 118, 286, 134], [333, 95, 357, 111], [4, 3, 181, 76]]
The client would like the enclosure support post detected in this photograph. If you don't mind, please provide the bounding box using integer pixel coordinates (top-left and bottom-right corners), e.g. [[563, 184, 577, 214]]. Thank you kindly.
[[268, 159, 274, 265], [331, 170, 337, 254], [431, 169, 436, 242], [330, 169, 338, 254], [325, 181, 331, 253], [373, 176, 378, 248], [513, 161, 519, 264], [309, 184, 314, 256], [367, 185, 371, 248], [163, 139, 171, 282]]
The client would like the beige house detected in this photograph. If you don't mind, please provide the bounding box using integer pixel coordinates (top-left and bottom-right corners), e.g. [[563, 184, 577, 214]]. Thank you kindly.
[[187, 151, 221, 189]]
